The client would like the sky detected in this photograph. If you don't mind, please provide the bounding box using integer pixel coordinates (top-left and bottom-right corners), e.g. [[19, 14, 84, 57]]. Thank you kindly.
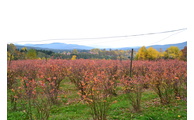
[[2, 0, 190, 48]]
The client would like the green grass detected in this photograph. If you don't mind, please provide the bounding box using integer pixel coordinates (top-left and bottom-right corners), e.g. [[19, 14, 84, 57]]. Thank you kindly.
[[8, 80, 187, 120], [49, 103, 90, 120]]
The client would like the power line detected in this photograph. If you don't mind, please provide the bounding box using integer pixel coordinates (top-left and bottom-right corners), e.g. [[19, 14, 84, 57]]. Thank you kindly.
[[87, 28, 187, 45], [149, 30, 185, 45], [12, 28, 187, 43], [125, 28, 186, 37]]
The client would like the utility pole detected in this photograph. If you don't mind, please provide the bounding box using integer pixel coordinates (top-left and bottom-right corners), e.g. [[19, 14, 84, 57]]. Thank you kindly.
[[130, 49, 133, 77]]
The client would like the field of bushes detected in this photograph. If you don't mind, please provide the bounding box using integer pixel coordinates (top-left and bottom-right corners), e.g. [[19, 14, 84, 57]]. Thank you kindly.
[[7, 59, 187, 120]]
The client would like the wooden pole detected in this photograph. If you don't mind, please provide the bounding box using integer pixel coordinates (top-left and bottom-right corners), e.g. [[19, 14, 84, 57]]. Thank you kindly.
[[130, 49, 134, 77]]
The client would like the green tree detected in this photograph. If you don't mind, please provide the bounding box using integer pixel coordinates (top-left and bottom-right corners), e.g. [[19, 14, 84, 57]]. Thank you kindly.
[[18, 47, 28, 59], [7, 44, 27, 60], [90, 48, 101, 54], [135, 46, 147, 60], [7, 52, 14, 61], [20, 47, 27, 53], [146, 47, 159, 60], [72, 49, 78, 55], [26, 49, 37, 59], [37, 52, 47, 59], [164, 46, 182, 59], [116, 50, 125, 61], [7, 43, 16, 61]]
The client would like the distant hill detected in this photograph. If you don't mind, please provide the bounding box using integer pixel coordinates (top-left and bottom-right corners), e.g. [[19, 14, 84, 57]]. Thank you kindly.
[[119, 41, 187, 51], [16, 43, 94, 50], [15, 41, 187, 52], [147, 41, 187, 51], [15, 44, 69, 53]]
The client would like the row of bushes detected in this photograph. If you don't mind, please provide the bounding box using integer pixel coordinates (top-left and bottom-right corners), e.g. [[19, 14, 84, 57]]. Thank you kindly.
[[7, 59, 187, 120]]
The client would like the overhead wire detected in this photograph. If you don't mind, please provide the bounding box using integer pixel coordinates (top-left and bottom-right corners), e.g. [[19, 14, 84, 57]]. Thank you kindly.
[[11, 28, 187, 44], [148, 30, 186, 45], [86, 28, 187, 45]]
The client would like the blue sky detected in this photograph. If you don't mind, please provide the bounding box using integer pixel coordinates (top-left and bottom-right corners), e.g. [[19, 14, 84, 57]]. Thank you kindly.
[[3, 0, 189, 48]]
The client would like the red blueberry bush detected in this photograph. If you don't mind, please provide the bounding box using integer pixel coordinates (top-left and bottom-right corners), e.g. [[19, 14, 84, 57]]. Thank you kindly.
[[7, 59, 187, 119]]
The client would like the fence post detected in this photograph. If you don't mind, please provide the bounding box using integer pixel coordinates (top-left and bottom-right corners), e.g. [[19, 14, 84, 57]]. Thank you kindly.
[[130, 49, 134, 77]]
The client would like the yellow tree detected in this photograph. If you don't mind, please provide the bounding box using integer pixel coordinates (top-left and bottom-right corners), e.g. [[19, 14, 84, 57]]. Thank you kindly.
[[135, 46, 147, 60], [157, 48, 164, 59], [164, 46, 182, 59], [146, 47, 159, 60], [71, 55, 77, 60]]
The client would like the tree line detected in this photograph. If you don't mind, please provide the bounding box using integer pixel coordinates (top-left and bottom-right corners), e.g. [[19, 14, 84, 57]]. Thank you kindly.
[[135, 46, 187, 61], [7, 43, 187, 61]]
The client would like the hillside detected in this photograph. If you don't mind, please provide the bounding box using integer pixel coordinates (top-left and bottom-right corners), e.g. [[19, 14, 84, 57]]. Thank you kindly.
[[15, 41, 187, 52], [119, 41, 187, 51], [21, 43, 94, 50]]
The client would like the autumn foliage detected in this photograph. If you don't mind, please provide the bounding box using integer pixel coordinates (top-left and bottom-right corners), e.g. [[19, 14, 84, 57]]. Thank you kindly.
[[7, 59, 187, 119]]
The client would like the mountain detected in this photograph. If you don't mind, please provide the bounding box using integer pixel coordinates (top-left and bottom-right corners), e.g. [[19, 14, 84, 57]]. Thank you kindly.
[[19, 43, 94, 50], [146, 41, 187, 51], [119, 41, 187, 51], [15, 41, 187, 52]]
